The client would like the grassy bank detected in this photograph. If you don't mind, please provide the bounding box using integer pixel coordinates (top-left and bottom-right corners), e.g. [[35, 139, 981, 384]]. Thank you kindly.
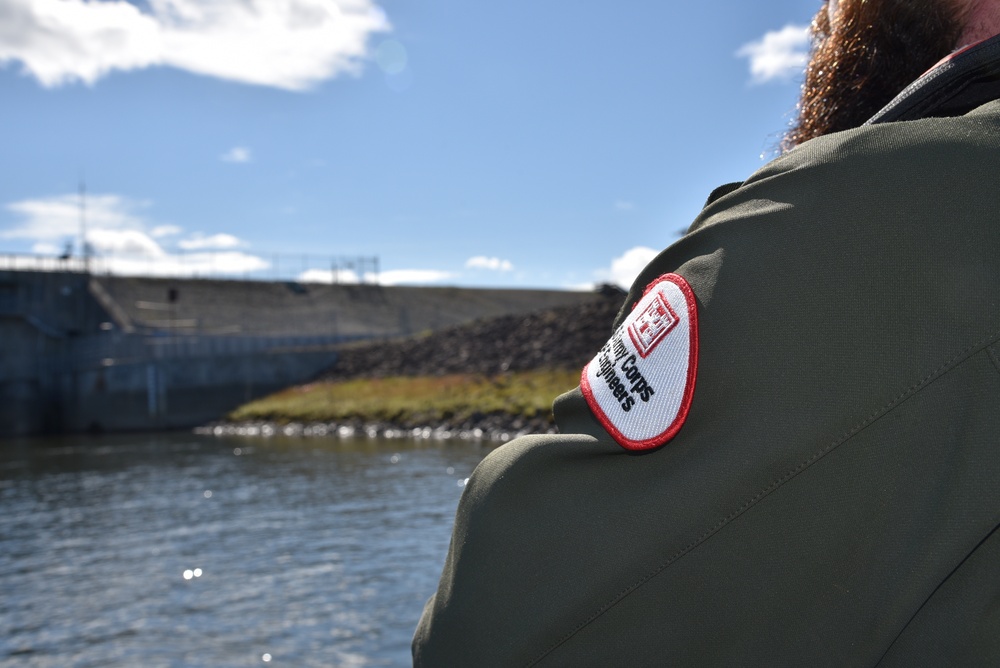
[[228, 369, 582, 426]]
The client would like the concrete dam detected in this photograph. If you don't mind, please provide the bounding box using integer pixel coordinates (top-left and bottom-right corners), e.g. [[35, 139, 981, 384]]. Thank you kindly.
[[0, 270, 603, 436]]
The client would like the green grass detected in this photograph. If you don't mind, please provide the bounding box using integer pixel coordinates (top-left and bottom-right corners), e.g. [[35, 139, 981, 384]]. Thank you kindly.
[[228, 369, 582, 425]]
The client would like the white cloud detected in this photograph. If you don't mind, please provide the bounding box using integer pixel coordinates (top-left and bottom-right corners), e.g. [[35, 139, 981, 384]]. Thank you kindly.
[[299, 267, 361, 284], [465, 256, 513, 272], [178, 232, 246, 250], [2, 193, 148, 241], [736, 24, 810, 84], [298, 267, 454, 286], [615, 200, 636, 212], [151, 224, 183, 237], [562, 281, 600, 292], [221, 146, 251, 163], [378, 269, 453, 285], [88, 227, 166, 257], [31, 241, 62, 254], [98, 250, 269, 276], [593, 246, 660, 290], [0, 0, 391, 91], [2, 191, 268, 276]]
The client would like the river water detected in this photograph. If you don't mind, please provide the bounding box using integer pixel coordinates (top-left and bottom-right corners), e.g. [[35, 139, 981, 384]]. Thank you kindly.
[[0, 432, 494, 667]]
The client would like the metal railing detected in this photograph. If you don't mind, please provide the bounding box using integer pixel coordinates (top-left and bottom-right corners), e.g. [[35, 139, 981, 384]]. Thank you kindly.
[[0, 252, 381, 284]]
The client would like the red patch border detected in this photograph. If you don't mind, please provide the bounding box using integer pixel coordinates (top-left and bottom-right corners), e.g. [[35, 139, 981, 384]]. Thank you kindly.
[[580, 273, 699, 452]]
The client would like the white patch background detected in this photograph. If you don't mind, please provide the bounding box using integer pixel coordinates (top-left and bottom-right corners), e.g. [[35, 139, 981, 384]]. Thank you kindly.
[[582, 274, 697, 449]]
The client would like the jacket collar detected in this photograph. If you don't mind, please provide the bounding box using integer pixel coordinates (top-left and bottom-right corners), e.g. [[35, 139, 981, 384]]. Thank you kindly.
[[867, 32, 1000, 124]]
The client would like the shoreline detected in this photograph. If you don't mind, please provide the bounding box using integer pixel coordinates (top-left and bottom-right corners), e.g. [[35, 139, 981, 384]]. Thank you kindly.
[[198, 412, 558, 443]]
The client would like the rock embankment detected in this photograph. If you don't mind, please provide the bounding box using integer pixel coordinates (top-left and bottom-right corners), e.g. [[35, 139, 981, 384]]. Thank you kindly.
[[319, 290, 626, 381]]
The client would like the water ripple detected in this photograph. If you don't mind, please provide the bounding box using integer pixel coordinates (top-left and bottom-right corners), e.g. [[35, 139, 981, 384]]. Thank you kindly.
[[0, 433, 489, 667]]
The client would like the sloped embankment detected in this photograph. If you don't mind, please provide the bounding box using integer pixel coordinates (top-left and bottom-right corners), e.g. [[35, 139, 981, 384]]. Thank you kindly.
[[218, 290, 626, 440]]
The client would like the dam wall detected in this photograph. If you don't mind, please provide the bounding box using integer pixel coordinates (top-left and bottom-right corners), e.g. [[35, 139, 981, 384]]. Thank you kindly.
[[0, 270, 601, 436], [92, 274, 601, 337], [55, 348, 338, 433]]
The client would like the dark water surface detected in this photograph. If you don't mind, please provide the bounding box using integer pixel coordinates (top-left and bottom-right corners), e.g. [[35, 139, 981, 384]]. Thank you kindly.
[[0, 432, 493, 667]]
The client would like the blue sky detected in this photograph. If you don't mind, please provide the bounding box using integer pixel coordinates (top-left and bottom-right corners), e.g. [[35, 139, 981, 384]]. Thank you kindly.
[[0, 0, 818, 289]]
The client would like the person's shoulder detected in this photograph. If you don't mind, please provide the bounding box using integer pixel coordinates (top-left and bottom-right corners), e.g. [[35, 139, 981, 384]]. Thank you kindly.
[[686, 102, 1000, 240], [768, 100, 1000, 176]]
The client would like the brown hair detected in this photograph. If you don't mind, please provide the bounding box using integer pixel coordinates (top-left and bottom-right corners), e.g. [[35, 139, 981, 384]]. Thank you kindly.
[[784, 0, 966, 150]]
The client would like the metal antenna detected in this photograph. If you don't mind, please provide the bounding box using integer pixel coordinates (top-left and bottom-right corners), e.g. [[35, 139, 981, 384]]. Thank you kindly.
[[79, 176, 90, 274]]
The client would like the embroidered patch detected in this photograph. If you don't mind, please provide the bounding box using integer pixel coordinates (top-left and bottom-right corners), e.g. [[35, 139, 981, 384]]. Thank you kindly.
[[581, 273, 698, 451]]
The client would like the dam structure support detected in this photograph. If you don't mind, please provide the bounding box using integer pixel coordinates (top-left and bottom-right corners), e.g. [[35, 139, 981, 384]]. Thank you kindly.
[[0, 270, 601, 436]]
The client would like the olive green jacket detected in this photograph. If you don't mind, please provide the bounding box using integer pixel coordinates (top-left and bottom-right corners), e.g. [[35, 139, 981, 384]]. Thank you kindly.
[[414, 51, 1000, 667]]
